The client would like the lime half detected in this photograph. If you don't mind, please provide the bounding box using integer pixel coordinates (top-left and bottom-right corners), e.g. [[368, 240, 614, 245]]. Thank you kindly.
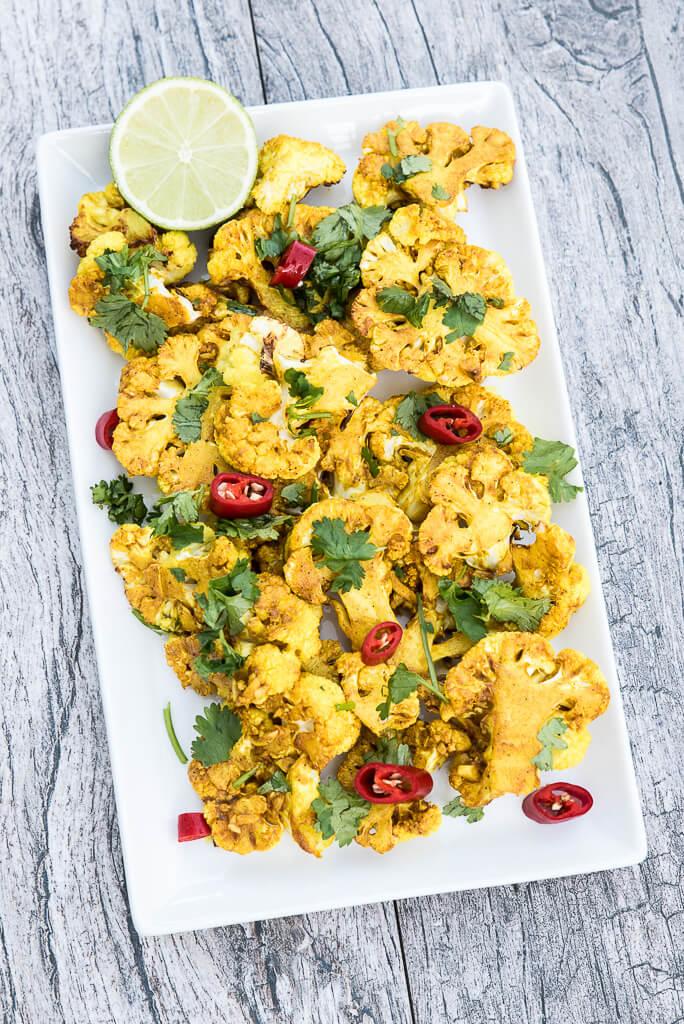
[[109, 77, 258, 230]]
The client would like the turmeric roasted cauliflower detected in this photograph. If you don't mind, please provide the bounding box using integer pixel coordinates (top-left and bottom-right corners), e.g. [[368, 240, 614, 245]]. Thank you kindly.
[[69, 183, 157, 256], [511, 523, 590, 637], [351, 205, 539, 386], [443, 632, 610, 806], [355, 800, 442, 853], [248, 136, 345, 214]]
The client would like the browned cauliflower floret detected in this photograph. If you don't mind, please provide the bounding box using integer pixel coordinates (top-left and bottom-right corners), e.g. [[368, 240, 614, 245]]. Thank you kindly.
[[207, 205, 333, 329], [202, 792, 285, 854], [284, 672, 361, 769], [403, 718, 471, 772], [512, 523, 590, 637], [285, 755, 333, 857], [248, 136, 345, 214], [442, 632, 610, 806], [110, 523, 244, 633], [165, 633, 233, 696], [216, 644, 301, 706], [68, 231, 127, 317], [355, 800, 442, 853], [284, 492, 413, 648], [336, 652, 420, 735], [156, 230, 197, 284], [351, 205, 539, 386], [307, 319, 371, 367], [244, 573, 322, 663], [112, 330, 231, 488], [69, 183, 156, 256], [353, 121, 515, 218], [418, 440, 551, 576]]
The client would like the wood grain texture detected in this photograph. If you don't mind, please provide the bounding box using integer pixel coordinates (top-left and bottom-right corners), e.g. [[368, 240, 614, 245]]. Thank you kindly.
[[0, 0, 681, 1021]]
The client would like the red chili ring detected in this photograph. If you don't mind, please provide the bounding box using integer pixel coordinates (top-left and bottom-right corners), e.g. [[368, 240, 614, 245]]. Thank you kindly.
[[361, 621, 403, 665], [177, 811, 211, 842], [209, 472, 274, 519], [95, 409, 119, 450], [522, 783, 593, 824], [270, 240, 317, 289], [354, 762, 433, 804], [417, 404, 482, 445]]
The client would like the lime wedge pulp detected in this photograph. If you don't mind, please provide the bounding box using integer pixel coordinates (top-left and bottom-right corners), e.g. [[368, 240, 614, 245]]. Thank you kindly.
[[109, 77, 258, 231]]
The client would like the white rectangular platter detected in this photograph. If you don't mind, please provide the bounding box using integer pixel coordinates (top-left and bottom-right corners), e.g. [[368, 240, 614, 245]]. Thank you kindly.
[[37, 81, 646, 936]]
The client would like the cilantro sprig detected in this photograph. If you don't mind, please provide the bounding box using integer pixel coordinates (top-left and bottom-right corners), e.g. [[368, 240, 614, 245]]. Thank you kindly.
[[213, 514, 293, 542], [438, 576, 551, 643], [95, 243, 166, 307], [280, 480, 319, 511], [196, 559, 260, 637], [91, 476, 147, 525], [393, 391, 444, 440], [376, 602, 446, 720], [191, 703, 242, 766], [361, 444, 380, 477], [443, 796, 484, 822], [522, 439, 584, 502], [172, 367, 224, 443], [381, 154, 432, 184], [365, 733, 412, 766], [531, 717, 568, 771], [311, 778, 370, 847], [310, 517, 378, 593], [377, 285, 430, 327], [284, 368, 331, 435], [90, 294, 167, 356], [258, 769, 291, 794], [147, 486, 206, 548]]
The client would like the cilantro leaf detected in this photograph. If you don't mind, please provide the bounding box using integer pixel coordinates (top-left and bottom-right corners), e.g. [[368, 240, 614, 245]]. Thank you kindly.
[[232, 765, 260, 789], [437, 577, 488, 644], [90, 294, 167, 356], [169, 568, 187, 581], [213, 514, 292, 542], [522, 438, 584, 502], [393, 391, 444, 440], [172, 367, 224, 443], [311, 778, 370, 846], [196, 559, 260, 636], [94, 244, 166, 305], [147, 487, 206, 538], [191, 703, 242, 766], [470, 578, 551, 632], [498, 351, 514, 371], [258, 769, 291, 794], [377, 285, 430, 327], [361, 444, 380, 478], [167, 523, 205, 548], [443, 796, 485, 822], [487, 296, 505, 308], [442, 292, 487, 341], [284, 368, 331, 433], [194, 633, 246, 681], [431, 183, 451, 200], [226, 299, 259, 315], [255, 213, 296, 262], [251, 412, 268, 424], [416, 596, 448, 704], [366, 733, 412, 766], [376, 663, 424, 721], [131, 609, 171, 634], [91, 475, 147, 525], [346, 391, 358, 406], [280, 480, 320, 511], [310, 517, 378, 593], [531, 717, 568, 771], [493, 426, 514, 446], [382, 154, 433, 184]]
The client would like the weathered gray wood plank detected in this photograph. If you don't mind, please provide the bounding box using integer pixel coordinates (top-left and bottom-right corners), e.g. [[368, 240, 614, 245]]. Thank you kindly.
[[250, 0, 684, 1022], [0, 1, 412, 1022]]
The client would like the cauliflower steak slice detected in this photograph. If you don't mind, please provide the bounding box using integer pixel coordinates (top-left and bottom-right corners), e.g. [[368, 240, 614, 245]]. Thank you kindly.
[[248, 135, 346, 214]]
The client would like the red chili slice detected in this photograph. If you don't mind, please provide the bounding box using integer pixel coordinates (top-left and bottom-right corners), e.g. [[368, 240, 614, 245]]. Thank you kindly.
[[209, 472, 274, 518], [522, 783, 593, 824], [177, 812, 211, 842], [418, 404, 482, 445], [270, 240, 317, 289], [354, 762, 433, 804], [95, 409, 119, 450], [361, 621, 403, 665]]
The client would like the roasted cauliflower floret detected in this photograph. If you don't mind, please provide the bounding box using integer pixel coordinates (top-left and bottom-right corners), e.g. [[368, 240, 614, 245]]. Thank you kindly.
[[353, 121, 515, 218], [352, 205, 539, 386], [286, 755, 333, 857], [68, 231, 127, 317], [403, 718, 471, 772], [69, 182, 156, 256], [284, 492, 413, 648], [201, 791, 285, 854], [443, 632, 610, 806], [110, 523, 243, 633], [165, 633, 235, 696], [207, 205, 333, 329], [156, 230, 197, 284], [512, 523, 590, 637], [336, 652, 420, 735], [418, 440, 551, 575], [244, 573, 322, 663], [355, 800, 442, 853], [307, 319, 371, 366], [249, 135, 345, 214], [112, 331, 230, 486], [216, 644, 301, 707], [284, 672, 360, 769]]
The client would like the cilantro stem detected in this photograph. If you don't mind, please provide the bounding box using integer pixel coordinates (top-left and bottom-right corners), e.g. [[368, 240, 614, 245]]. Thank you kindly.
[[416, 596, 447, 703], [232, 764, 261, 789], [286, 194, 297, 229], [163, 702, 188, 764]]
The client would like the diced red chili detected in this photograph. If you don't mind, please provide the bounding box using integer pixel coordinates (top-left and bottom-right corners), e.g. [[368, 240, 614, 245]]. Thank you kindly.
[[361, 621, 403, 665], [522, 783, 593, 824], [270, 240, 317, 289], [177, 812, 211, 842], [354, 762, 433, 804], [209, 472, 274, 518], [95, 409, 119, 450], [418, 404, 482, 445]]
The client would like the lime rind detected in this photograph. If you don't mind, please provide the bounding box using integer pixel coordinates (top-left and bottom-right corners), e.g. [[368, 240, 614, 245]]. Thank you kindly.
[[109, 77, 258, 231]]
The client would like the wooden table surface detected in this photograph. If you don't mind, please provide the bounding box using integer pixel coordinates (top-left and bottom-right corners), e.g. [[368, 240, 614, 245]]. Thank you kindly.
[[1, 0, 681, 1021]]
